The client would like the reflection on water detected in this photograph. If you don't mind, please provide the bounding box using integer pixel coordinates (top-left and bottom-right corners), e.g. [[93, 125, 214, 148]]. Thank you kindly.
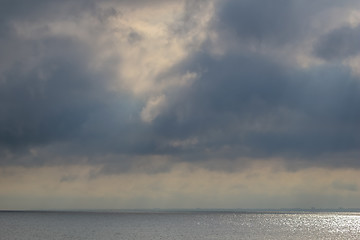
[[1, 211, 360, 240]]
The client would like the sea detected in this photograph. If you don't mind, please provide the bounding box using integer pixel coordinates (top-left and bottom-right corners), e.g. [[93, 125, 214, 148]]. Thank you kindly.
[[1, 210, 360, 240]]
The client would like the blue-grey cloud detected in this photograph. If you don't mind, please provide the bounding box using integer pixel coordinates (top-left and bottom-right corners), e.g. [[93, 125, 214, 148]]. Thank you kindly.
[[153, 52, 360, 166], [1, 0, 360, 171], [314, 25, 360, 60], [0, 37, 116, 148], [332, 181, 358, 192], [215, 0, 304, 45], [213, 0, 358, 47]]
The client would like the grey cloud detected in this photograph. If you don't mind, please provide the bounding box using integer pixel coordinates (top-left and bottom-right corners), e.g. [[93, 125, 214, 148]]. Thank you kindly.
[[332, 181, 358, 192], [171, 0, 210, 36], [152, 51, 360, 167], [127, 31, 143, 44], [0, 0, 168, 26], [214, 0, 308, 46], [96, 7, 121, 23], [0, 0, 139, 165], [1, 0, 360, 172], [314, 25, 360, 60], [214, 0, 360, 48], [0, 0, 143, 157], [0, 0, 96, 24], [0, 37, 112, 149], [60, 174, 78, 183]]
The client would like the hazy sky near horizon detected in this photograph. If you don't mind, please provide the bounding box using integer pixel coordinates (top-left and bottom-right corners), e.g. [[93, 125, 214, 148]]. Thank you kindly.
[[1, 0, 360, 210]]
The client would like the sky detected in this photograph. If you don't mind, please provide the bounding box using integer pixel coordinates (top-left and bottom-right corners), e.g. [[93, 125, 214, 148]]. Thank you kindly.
[[1, 0, 360, 210]]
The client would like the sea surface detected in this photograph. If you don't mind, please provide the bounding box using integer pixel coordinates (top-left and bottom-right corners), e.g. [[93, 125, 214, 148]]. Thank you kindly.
[[1, 210, 360, 240]]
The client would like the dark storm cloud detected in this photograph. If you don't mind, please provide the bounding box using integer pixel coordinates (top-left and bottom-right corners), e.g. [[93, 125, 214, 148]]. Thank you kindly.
[[0, 37, 112, 149], [0, 0, 167, 27], [214, 0, 360, 47], [0, 0, 143, 165], [314, 25, 360, 60], [145, 0, 360, 168], [0, 0, 96, 23], [154, 53, 288, 137], [1, 0, 360, 171], [152, 51, 360, 166], [0, 0, 183, 168], [215, 0, 304, 45]]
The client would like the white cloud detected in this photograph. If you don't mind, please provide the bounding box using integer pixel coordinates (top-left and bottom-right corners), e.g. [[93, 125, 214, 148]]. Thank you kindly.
[[141, 95, 167, 123], [104, 1, 213, 96]]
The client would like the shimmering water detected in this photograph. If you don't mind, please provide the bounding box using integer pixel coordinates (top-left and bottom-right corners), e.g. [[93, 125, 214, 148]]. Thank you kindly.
[[1, 211, 360, 239]]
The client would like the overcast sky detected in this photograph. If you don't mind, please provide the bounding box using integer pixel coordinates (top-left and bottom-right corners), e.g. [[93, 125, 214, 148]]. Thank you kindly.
[[1, 0, 360, 210]]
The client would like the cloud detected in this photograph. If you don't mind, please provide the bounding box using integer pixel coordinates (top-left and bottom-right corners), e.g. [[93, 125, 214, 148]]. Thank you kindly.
[[1, 164, 360, 209], [314, 25, 360, 60], [0, 0, 208, 167], [152, 51, 360, 166], [2, 0, 360, 211], [0, 0, 360, 173], [141, 95, 167, 123], [0, 40, 107, 147], [212, 0, 360, 47], [332, 180, 358, 192], [215, 0, 304, 46]]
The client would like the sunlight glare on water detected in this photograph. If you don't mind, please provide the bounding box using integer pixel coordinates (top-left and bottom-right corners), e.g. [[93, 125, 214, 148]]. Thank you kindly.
[[1, 211, 360, 240]]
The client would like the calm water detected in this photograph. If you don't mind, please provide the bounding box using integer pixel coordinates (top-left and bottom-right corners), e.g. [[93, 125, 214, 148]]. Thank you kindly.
[[1, 211, 360, 239]]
